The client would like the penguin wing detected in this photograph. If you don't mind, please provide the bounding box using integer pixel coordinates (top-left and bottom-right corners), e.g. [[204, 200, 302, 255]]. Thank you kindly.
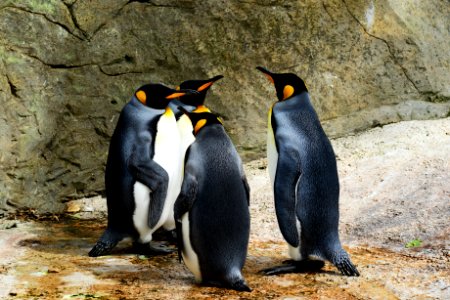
[[128, 144, 169, 229], [242, 174, 250, 206], [273, 148, 302, 247], [174, 171, 198, 262]]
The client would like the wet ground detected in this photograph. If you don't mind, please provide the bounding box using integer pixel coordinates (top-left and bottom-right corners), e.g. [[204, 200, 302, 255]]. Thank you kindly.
[[1, 118, 449, 299], [0, 217, 448, 300]]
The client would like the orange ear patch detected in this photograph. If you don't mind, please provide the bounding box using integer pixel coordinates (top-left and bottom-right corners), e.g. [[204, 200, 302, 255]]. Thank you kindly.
[[283, 85, 294, 100], [194, 119, 207, 134], [136, 90, 147, 104]]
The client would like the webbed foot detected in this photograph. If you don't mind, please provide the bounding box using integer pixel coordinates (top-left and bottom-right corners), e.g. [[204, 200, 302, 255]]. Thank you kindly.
[[260, 259, 325, 276]]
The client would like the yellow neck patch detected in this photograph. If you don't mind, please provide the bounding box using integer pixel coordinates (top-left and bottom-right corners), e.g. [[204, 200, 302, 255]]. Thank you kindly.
[[163, 107, 174, 117], [193, 105, 211, 113], [194, 119, 207, 134], [136, 90, 147, 104], [283, 85, 294, 100]]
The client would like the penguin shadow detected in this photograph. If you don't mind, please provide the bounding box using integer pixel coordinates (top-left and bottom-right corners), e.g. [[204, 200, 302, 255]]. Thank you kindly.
[[246, 253, 343, 278], [16, 217, 175, 257]]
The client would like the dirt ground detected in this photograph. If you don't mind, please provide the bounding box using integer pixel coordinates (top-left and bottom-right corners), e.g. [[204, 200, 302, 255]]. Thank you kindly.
[[0, 118, 449, 299]]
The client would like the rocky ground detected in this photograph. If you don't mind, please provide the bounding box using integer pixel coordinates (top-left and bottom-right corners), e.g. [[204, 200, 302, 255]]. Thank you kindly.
[[0, 118, 449, 299]]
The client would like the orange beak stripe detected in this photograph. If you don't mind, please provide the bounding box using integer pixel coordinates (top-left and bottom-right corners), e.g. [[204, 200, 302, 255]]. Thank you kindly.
[[166, 92, 186, 99], [197, 81, 214, 92], [264, 74, 274, 84]]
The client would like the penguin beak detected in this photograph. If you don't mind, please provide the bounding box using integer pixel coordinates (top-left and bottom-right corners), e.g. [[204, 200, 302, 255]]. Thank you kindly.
[[256, 66, 275, 84], [197, 75, 224, 92], [166, 89, 198, 99]]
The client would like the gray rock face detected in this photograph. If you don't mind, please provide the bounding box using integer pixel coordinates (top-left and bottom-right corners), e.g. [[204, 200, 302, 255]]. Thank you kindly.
[[0, 0, 449, 212]]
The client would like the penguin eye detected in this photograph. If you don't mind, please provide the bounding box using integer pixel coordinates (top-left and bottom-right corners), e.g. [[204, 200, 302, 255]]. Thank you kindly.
[[136, 90, 147, 104], [282, 85, 294, 100]]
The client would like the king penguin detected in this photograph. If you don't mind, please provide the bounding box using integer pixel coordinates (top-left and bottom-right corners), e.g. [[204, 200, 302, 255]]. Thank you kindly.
[[88, 83, 196, 257], [256, 66, 359, 276], [176, 75, 224, 111], [174, 109, 251, 292], [162, 75, 224, 233]]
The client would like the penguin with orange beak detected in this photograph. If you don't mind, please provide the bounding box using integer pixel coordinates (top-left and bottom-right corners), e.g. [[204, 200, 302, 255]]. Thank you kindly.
[[89, 83, 196, 257], [257, 67, 359, 276], [174, 108, 251, 292]]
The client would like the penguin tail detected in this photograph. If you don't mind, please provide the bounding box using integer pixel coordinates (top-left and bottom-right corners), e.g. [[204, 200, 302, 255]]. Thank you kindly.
[[230, 279, 252, 292]]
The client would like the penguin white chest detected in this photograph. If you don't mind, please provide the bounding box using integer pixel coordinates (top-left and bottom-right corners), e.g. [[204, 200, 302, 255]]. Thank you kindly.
[[152, 111, 181, 230], [133, 110, 180, 242], [267, 107, 278, 190], [181, 212, 202, 282]]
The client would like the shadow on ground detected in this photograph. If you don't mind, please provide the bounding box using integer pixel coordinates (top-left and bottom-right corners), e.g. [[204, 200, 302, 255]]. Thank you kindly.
[[0, 217, 448, 300]]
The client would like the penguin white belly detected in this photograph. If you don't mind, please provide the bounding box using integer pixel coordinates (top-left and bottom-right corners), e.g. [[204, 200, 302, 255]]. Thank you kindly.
[[161, 115, 195, 230], [268, 107, 302, 260], [288, 218, 302, 261], [181, 212, 202, 282], [152, 109, 181, 231], [132, 109, 180, 242], [133, 182, 153, 243], [267, 107, 278, 190]]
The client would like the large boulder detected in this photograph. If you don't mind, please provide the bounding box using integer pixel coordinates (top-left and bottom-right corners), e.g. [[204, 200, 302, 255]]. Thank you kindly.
[[0, 0, 449, 212]]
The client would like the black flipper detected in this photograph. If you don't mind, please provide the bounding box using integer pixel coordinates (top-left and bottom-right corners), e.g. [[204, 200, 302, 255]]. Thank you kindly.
[[260, 259, 325, 276], [242, 174, 251, 206], [174, 172, 198, 262], [273, 148, 302, 247], [128, 148, 169, 229], [88, 227, 124, 257]]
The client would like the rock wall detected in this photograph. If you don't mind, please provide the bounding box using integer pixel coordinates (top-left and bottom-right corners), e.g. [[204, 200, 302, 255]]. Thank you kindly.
[[0, 0, 449, 212]]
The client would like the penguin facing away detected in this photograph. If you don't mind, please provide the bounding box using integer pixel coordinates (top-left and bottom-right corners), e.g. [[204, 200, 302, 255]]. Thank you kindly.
[[256, 66, 359, 276], [174, 109, 251, 292], [88, 83, 196, 257]]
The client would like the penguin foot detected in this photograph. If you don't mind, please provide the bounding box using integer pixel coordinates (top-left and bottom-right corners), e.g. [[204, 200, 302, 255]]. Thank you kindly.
[[260, 259, 325, 276], [88, 241, 117, 257], [335, 258, 360, 277], [230, 279, 252, 292], [132, 241, 175, 256], [203, 279, 252, 292], [152, 228, 177, 245]]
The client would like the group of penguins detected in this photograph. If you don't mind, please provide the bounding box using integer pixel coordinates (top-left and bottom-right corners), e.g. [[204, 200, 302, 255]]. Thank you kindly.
[[88, 67, 360, 292]]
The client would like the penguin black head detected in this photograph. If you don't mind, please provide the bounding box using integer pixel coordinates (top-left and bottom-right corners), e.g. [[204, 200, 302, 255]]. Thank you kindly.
[[177, 75, 224, 107], [256, 66, 308, 101], [179, 107, 223, 135], [134, 83, 197, 109]]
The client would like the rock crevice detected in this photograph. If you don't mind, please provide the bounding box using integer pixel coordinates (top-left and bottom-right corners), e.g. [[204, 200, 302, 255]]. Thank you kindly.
[[0, 0, 448, 212]]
